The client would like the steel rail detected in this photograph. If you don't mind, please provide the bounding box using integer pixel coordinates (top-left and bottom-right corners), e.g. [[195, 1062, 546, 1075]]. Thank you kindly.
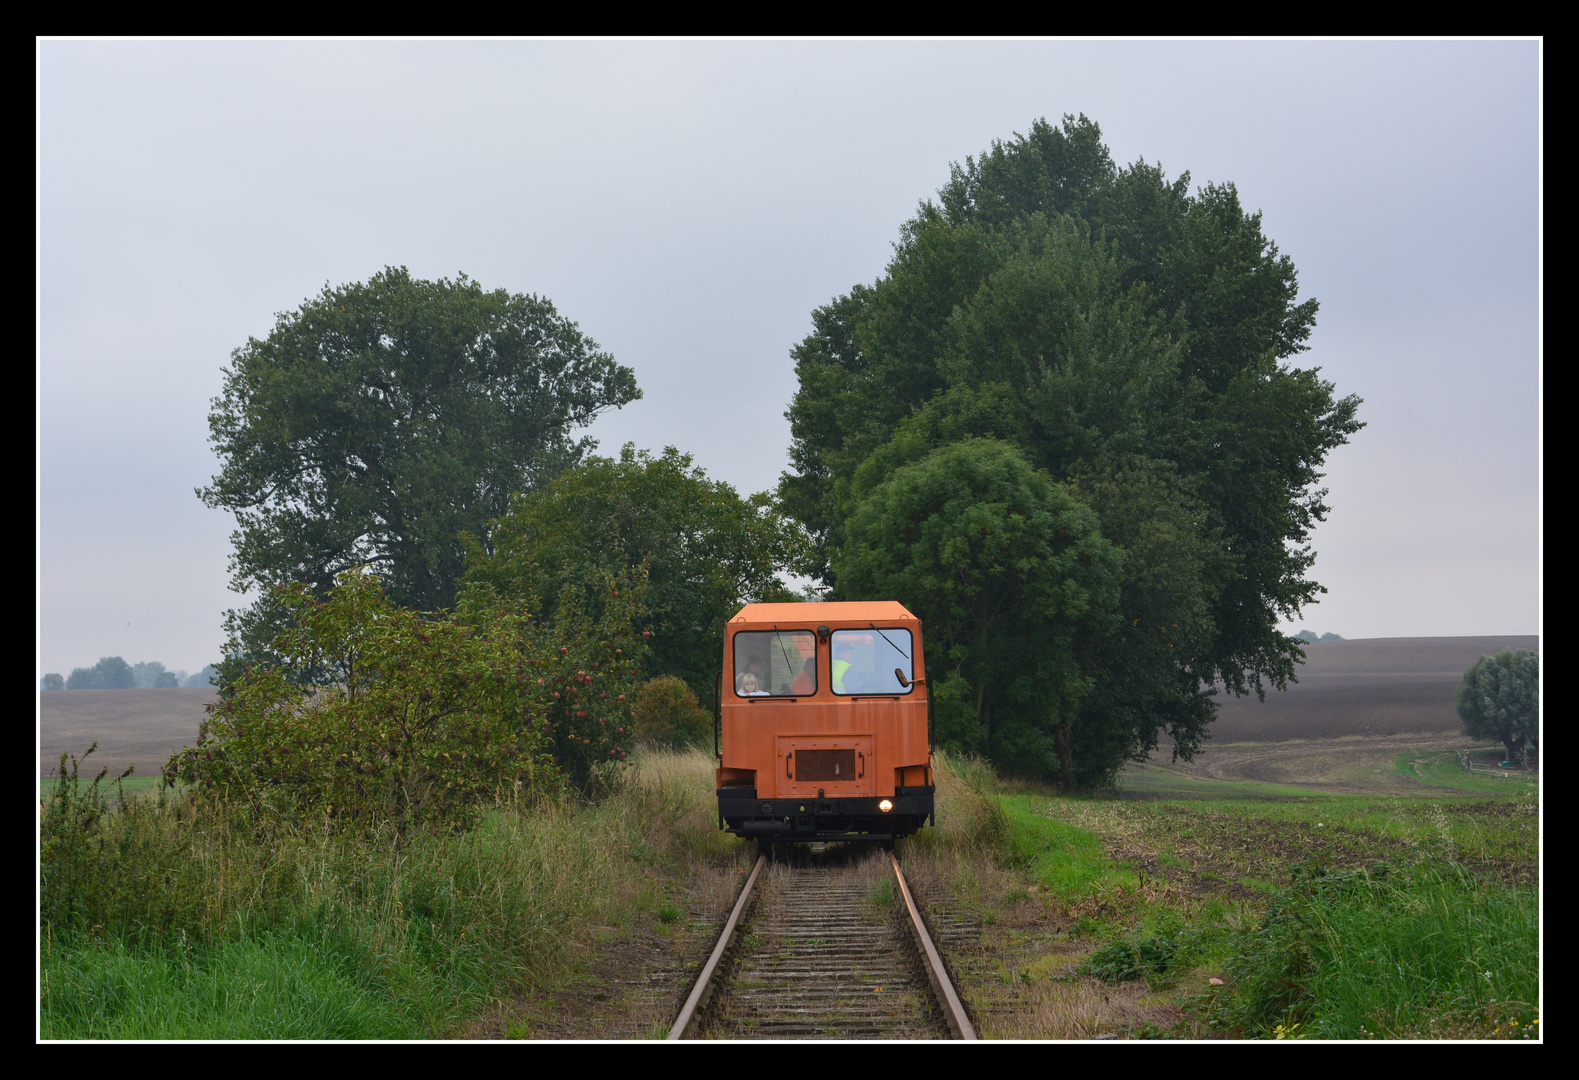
[[667, 852, 767, 1040], [669, 849, 973, 1040], [890, 853, 976, 1040]]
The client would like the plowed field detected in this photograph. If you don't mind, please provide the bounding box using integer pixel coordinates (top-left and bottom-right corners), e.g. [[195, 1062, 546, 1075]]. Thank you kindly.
[[39, 687, 216, 779], [1206, 635, 1537, 742]]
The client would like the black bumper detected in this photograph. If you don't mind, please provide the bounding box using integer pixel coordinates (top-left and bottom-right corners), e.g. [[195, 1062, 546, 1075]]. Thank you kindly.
[[717, 787, 934, 841]]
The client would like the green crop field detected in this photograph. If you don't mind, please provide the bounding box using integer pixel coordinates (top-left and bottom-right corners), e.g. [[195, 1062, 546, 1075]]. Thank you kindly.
[[40, 776, 162, 798]]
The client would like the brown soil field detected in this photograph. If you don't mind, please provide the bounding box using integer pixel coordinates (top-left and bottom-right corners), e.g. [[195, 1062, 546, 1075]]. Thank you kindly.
[[1206, 635, 1538, 742], [39, 687, 216, 779]]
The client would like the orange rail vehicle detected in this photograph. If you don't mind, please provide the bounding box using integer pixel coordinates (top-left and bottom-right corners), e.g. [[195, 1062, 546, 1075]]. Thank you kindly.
[[714, 601, 934, 848]]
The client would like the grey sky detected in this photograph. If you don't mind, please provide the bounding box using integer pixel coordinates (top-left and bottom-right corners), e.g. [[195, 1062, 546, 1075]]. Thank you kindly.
[[37, 40, 1540, 679]]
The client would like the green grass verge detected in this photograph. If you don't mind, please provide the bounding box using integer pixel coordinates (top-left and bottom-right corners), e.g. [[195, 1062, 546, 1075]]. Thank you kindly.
[[926, 755, 1538, 1039], [1394, 749, 1540, 795], [1199, 861, 1539, 1038], [1000, 795, 1138, 899], [41, 932, 420, 1039], [39, 747, 748, 1040]]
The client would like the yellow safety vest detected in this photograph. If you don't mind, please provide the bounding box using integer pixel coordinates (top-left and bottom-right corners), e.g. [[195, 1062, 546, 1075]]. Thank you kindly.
[[832, 658, 851, 693]]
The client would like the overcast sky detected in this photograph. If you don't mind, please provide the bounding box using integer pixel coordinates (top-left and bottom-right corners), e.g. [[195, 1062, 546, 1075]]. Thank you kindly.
[[37, 39, 1541, 679]]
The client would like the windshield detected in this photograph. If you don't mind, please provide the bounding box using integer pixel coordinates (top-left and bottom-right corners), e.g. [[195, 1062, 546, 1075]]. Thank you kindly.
[[830, 628, 913, 695], [733, 630, 817, 697]]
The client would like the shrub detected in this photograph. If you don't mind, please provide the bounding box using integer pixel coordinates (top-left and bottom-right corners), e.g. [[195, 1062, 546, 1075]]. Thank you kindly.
[[164, 572, 640, 830], [631, 675, 712, 747]]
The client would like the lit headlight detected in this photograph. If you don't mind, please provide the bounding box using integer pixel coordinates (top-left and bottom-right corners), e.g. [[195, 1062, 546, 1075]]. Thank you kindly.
[[879, 799, 893, 812]]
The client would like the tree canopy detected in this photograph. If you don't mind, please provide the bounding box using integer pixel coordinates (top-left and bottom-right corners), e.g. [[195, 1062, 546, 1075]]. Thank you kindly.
[[466, 444, 803, 702], [780, 115, 1362, 786], [1455, 649, 1539, 763], [185, 665, 219, 688], [199, 267, 640, 623], [66, 657, 136, 690], [838, 438, 1121, 789], [132, 661, 172, 689]]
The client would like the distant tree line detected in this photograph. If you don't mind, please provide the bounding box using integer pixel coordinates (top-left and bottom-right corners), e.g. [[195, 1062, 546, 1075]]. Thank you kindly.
[[42, 660, 217, 691], [1295, 630, 1345, 644]]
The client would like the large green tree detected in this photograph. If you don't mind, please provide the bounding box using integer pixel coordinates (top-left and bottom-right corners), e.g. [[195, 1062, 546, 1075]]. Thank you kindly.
[[837, 438, 1121, 791], [1455, 649, 1539, 763], [200, 267, 640, 635], [466, 445, 803, 702], [781, 116, 1362, 785]]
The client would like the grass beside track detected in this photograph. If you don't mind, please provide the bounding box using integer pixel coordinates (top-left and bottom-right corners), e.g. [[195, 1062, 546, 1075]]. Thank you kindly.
[[899, 754, 1539, 1040], [40, 748, 749, 1040], [40, 744, 1540, 1040]]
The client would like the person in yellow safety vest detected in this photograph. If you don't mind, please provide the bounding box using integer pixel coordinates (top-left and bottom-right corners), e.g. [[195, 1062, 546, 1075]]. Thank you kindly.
[[832, 642, 854, 694]]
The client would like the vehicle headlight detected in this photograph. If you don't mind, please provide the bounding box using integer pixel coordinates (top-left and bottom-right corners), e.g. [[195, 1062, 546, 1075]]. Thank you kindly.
[[879, 799, 893, 812]]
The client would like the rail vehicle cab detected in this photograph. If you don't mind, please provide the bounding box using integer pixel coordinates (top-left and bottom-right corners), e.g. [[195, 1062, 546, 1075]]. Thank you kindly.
[[714, 602, 934, 846]]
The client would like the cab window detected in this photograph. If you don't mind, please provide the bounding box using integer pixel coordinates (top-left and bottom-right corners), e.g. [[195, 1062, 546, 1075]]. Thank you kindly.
[[733, 630, 817, 697], [830, 628, 913, 695]]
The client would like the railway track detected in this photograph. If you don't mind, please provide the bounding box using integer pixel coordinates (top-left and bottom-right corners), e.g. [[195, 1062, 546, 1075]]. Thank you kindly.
[[669, 847, 975, 1040]]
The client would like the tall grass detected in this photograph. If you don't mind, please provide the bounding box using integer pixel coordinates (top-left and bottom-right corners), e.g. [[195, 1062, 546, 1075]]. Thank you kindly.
[[40, 746, 747, 1039], [898, 751, 1014, 916], [1202, 861, 1539, 1038], [42, 933, 415, 1039], [904, 752, 1539, 1040]]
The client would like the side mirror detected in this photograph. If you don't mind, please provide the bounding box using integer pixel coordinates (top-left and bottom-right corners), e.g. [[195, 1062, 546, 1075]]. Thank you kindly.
[[894, 668, 910, 687]]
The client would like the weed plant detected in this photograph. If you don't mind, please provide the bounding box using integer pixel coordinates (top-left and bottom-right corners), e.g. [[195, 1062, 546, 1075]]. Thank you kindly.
[[1081, 933, 1179, 984]]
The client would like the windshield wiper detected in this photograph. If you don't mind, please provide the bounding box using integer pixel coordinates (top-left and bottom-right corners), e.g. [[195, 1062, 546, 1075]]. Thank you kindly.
[[869, 623, 911, 661]]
